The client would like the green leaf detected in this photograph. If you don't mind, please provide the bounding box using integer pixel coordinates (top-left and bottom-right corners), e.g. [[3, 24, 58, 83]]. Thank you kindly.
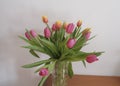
[[68, 62, 74, 78], [40, 38, 58, 56], [23, 45, 54, 58], [71, 27, 78, 38], [74, 27, 82, 38], [94, 51, 104, 56], [38, 75, 49, 86], [82, 60, 86, 68], [38, 34, 46, 39], [54, 30, 57, 41], [60, 49, 74, 60], [88, 35, 96, 40], [38, 61, 56, 86], [60, 27, 65, 41], [22, 45, 45, 53], [62, 56, 86, 62], [60, 51, 90, 62], [22, 59, 53, 68], [73, 37, 86, 51], [65, 51, 104, 62], [34, 64, 49, 73], [29, 49, 40, 58], [18, 36, 31, 44], [25, 30, 42, 46], [42, 46, 56, 58], [19, 35, 42, 48]]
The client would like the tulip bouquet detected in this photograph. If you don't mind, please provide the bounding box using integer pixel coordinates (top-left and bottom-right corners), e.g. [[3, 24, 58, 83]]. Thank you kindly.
[[19, 16, 103, 86]]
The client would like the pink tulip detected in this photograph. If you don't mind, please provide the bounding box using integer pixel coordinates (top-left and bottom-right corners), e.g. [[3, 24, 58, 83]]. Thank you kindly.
[[66, 23, 74, 34], [85, 32, 91, 40], [82, 28, 91, 40], [25, 31, 31, 40], [30, 29, 37, 38], [44, 27, 51, 38], [52, 24, 57, 31], [39, 68, 49, 77], [67, 38, 76, 48], [86, 54, 98, 63], [25, 30, 37, 40]]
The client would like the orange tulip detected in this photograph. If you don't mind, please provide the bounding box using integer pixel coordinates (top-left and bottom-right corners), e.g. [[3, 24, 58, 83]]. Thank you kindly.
[[55, 20, 62, 30], [63, 22, 68, 29], [77, 20, 82, 27], [42, 16, 48, 23]]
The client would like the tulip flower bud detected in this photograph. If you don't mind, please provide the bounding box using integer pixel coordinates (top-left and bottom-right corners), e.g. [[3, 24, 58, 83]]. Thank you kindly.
[[85, 32, 91, 40], [52, 24, 57, 31], [66, 23, 74, 34], [39, 68, 49, 77], [63, 22, 68, 29], [25, 30, 37, 40], [67, 38, 76, 48], [82, 28, 91, 40], [42, 16, 48, 23], [44, 27, 51, 38], [30, 29, 37, 38], [25, 31, 31, 40], [55, 20, 62, 30], [77, 20, 82, 27], [86, 54, 98, 63]]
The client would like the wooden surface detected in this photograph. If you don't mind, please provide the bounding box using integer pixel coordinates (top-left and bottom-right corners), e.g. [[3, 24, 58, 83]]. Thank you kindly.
[[44, 75, 120, 86]]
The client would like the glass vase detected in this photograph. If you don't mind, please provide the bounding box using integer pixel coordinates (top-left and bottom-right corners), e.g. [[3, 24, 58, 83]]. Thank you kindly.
[[52, 61, 68, 86]]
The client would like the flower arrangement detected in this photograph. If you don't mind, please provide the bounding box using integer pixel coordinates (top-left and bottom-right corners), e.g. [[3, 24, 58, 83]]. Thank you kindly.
[[19, 16, 103, 86]]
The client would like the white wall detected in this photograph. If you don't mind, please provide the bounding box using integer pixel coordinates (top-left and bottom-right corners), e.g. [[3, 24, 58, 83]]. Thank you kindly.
[[0, 0, 120, 86]]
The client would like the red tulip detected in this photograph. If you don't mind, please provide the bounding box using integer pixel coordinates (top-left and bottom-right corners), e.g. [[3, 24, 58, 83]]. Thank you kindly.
[[39, 68, 49, 77], [86, 54, 98, 63], [67, 38, 76, 48], [44, 27, 51, 38], [66, 23, 74, 34]]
